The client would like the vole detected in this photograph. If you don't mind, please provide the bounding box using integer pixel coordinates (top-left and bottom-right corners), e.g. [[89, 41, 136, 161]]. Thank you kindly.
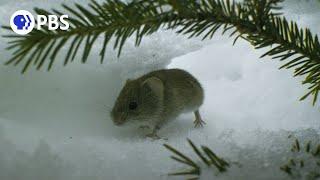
[[111, 68, 205, 139]]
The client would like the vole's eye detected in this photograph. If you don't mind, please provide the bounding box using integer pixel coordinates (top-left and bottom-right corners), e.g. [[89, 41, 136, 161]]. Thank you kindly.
[[129, 101, 138, 110]]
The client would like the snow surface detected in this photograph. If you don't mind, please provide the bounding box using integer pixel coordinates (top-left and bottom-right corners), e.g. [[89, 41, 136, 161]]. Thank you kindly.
[[0, 0, 320, 180]]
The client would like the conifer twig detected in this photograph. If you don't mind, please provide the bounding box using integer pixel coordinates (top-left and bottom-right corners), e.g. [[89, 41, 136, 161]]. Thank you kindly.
[[3, 0, 320, 104], [164, 139, 230, 179]]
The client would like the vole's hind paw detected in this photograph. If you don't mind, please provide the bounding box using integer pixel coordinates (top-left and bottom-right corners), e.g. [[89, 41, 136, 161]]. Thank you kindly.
[[194, 117, 206, 128], [194, 110, 206, 128]]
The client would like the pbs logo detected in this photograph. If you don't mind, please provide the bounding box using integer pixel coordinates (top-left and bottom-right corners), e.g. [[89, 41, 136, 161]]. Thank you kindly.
[[10, 10, 35, 35], [10, 10, 69, 35]]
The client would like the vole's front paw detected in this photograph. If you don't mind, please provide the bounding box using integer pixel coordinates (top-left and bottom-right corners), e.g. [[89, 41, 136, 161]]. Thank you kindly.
[[145, 133, 168, 140], [139, 125, 151, 130], [145, 133, 161, 140]]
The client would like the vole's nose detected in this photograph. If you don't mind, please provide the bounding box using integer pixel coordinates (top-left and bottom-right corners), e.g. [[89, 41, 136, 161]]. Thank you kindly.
[[112, 116, 125, 126], [113, 120, 124, 126]]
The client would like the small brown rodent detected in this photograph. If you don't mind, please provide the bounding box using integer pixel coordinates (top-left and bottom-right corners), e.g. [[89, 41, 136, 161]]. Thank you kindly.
[[111, 68, 205, 139]]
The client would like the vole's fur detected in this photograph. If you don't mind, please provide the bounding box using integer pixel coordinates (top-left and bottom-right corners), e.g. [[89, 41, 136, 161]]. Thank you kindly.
[[111, 68, 205, 138]]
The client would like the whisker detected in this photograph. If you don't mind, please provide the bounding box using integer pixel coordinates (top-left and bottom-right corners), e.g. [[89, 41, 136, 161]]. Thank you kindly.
[[95, 103, 113, 113], [103, 104, 112, 109]]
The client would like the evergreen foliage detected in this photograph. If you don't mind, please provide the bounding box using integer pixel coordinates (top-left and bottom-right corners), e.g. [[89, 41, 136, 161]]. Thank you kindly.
[[165, 138, 320, 180], [164, 139, 230, 179], [280, 138, 320, 179], [2, 0, 320, 104]]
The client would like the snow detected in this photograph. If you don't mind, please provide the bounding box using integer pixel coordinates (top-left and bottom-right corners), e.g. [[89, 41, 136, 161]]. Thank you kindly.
[[0, 0, 319, 180]]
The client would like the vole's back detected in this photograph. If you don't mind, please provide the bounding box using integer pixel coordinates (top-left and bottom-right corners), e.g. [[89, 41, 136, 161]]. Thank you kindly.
[[139, 69, 204, 120]]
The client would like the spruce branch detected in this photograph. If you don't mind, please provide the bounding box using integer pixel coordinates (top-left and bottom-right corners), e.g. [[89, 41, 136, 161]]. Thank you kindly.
[[3, 0, 174, 72], [164, 139, 230, 179], [2, 0, 320, 104], [280, 138, 320, 179]]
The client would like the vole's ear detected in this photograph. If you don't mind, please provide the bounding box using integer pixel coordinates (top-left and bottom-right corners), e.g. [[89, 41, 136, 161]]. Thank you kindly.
[[126, 79, 132, 83], [142, 77, 164, 97]]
